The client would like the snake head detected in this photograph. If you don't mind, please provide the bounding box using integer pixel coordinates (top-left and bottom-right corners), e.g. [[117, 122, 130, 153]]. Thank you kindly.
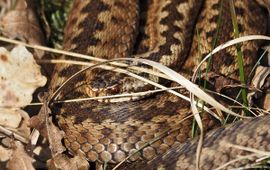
[[85, 69, 152, 102]]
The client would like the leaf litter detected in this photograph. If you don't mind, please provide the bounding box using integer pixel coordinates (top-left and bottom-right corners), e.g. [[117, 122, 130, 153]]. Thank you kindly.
[[0, 45, 46, 169]]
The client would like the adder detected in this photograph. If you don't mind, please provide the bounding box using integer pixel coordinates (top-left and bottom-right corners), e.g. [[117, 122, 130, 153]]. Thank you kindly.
[[49, 0, 270, 169]]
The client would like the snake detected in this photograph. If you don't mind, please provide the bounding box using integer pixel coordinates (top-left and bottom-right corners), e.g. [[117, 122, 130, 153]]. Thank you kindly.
[[49, 0, 269, 169]]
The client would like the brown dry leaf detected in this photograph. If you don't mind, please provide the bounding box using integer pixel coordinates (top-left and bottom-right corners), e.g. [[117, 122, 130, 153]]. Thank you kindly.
[[0, 108, 30, 138], [6, 141, 35, 170], [47, 116, 66, 156], [0, 145, 12, 162], [250, 66, 270, 91], [256, 0, 270, 12], [0, 108, 22, 128], [0, 45, 47, 108], [15, 109, 31, 138], [0, 0, 17, 18], [0, 108, 31, 142], [249, 66, 270, 110], [263, 46, 270, 66], [29, 104, 49, 139], [260, 71, 270, 111], [0, 0, 45, 58], [262, 92, 270, 111], [0, 45, 45, 142], [47, 154, 90, 170], [30, 93, 66, 156]]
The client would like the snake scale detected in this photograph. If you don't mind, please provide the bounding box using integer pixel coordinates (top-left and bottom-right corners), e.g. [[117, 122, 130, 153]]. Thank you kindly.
[[49, 0, 269, 169]]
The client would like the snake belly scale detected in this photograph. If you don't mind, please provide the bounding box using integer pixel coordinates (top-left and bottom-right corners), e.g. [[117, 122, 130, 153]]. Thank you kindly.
[[49, 0, 269, 168]]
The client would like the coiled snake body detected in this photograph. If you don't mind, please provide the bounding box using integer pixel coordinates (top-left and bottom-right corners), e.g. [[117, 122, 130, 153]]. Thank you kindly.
[[49, 0, 269, 169]]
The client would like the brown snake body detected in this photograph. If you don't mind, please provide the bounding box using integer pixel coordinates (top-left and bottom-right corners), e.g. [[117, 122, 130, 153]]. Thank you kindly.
[[126, 115, 270, 169], [49, 0, 269, 169]]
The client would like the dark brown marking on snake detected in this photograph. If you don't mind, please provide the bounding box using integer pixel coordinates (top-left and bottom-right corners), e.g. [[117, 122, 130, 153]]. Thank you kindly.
[[247, 10, 267, 30], [101, 128, 113, 137], [60, 93, 190, 124], [114, 1, 126, 9], [111, 16, 126, 25], [133, 1, 151, 54], [209, 15, 219, 24], [58, 66, 82, 78], [200, 0, 264, 81], [70, 0, 110, 54], [145, 1, 185, 69], [80, 0, 110, 14], [238, 23, 244, 33], [212, 2, 220, 10], [95, 22, 105, 31], [235, 7, 245, 16], [220, 52, 234, 67], [206, 30, 217, 40]]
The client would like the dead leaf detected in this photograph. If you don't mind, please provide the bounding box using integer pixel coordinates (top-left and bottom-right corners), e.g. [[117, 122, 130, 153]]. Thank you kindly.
[[248, 66, 270, 109], [47, 154, 90, 170], [262, 92, 270, 111], [262, 46, 270, 66], [0, 45, 47, 108], [0, 145, 12, 162], [0, 0, 45, 58], [6, 141, 35, 170], [16, 109, 31, 138], [256, 0, 270, 12], [0, 108, 22, 128], [0, 45, 45, 144], [29, 106, 49, 139], [0, 108, 31, 140], [251, 66, 270, 89], [29, 93, 66, 156], [47, 117, 66, 156], [260, 73, 270, 111]]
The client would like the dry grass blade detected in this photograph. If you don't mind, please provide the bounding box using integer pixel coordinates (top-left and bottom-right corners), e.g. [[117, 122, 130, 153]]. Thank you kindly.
[[192, 35, 270, 80], [49, 59, 182, 102], [29, 87, 185, 106], [191, 35, 270, 116], [215, 153, 259, 170], [49, 58, 223, 122], [216, 144, 270, 170], [256, 155, 270, 162], [229, 144, 270, 156], [204, 89, 258, 117], [38, 59, 171, 81], [0, 36, 171, 81], [54, 86, 184, 103], [135, 58, 246, 118], [0, 35, 260, 118], [191, 99, 204, 170], [0, 125, 28, 143], [192, 35, 270, 169]]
